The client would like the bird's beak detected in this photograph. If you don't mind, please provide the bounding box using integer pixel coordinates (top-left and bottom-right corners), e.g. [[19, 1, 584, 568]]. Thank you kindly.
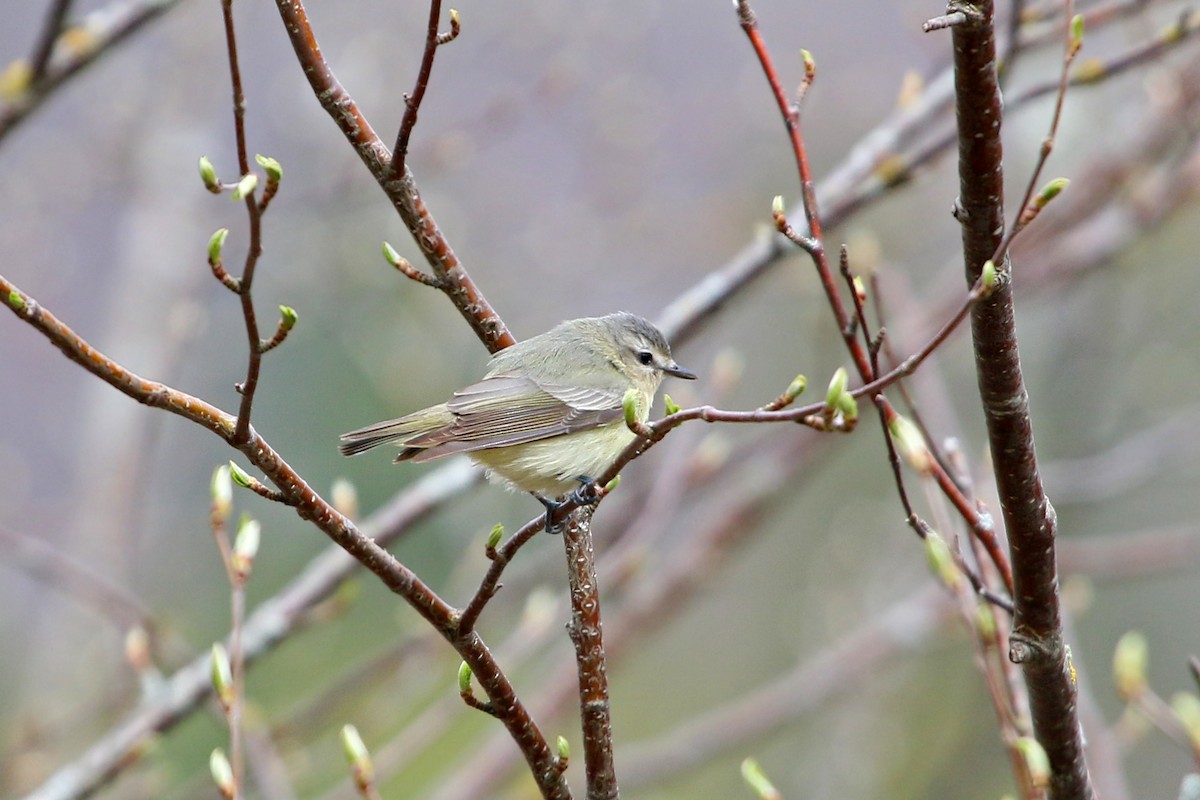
[[663, 362, 697, 380]]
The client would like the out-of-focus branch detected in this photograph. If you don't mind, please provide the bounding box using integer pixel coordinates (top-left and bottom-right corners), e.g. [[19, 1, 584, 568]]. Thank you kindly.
[[25, 458, 478, 800], [0, 524, 152, 631], [947, 2, 1094, 797], [272, 0, 513, 353], [0, 0, 183, 143], [620, 584, 950, 789]]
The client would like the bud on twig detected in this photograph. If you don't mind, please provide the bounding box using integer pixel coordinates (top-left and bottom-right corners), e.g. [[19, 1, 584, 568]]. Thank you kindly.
[[210, 748, 235, 799], [1171, 692, 1200, 752], [232, 515, 261, 580], [254, 154, 283, 183], [208, 228, 229, 266], [228, 461, 253, 489], [211, 465, 233, 520], [331, 478, 358, 519], [663, 394, 681, 415], [740, 757, 782, 800], [458, 661, 473, 695], [198, 156, 220, 193], [486, 523, 503, 551], [889, 412, 933, 474], [211, 643, 234, 709], [824, 367, 848, 409], [340, 724, 375, 790], [1113, 631, 1149, 702], [230, 173, 258, 202], [924, 530, 962, 591], [1014, 736, 1051, 789]]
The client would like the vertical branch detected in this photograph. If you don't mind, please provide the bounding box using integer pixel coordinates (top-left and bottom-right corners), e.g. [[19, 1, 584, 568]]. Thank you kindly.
[[219, 0, 266, 445], [562, 506, 618, 800], [389, 0, 459, 181], [948, 2, 1094, 797]]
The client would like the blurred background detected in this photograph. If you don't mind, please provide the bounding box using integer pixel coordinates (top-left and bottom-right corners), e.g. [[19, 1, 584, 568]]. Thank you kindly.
[[2, 0, 1199, 797]]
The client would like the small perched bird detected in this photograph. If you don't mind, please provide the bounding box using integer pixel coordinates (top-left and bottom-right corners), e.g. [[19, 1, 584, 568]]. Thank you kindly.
[[340, 312, 695, 500]]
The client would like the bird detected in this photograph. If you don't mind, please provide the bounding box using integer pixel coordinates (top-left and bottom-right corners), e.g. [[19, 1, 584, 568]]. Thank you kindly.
[[339, 312, 695, 508]]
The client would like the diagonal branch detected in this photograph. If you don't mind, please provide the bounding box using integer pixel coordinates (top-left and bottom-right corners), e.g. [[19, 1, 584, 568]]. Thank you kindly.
[[0, 275, 567, 800], [273, 0, 513, 353]]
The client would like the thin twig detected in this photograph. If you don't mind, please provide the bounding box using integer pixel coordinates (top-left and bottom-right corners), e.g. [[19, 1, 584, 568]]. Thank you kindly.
[[28, 0, 75, 83], [388, 0, 457, 181], [0, 0, 183, 143], [273, 0, 514, 353]]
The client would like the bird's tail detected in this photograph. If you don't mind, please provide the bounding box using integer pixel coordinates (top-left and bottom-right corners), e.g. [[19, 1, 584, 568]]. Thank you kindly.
[[338, 405, 452, 458]]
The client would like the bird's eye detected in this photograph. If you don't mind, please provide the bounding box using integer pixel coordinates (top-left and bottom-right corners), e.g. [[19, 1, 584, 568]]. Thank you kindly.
[[637, 350, 654, 366]]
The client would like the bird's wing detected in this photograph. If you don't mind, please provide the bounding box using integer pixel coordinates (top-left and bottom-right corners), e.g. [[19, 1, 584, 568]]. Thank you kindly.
[[403, 374, 623, 461]]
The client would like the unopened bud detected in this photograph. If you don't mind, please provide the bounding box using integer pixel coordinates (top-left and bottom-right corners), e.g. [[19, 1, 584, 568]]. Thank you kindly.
[[623, 387, 641, 430], [1171, 692, 1200, 751], [254, 154, 282, 183], [556, 735, 570, 761], [924, 530, 962, 591], [230, 173, 258, 201], [785, 374, 807, 400], [198, 156, 219, 192], [211, 465, 233, 518], [278, 305, 297, 331], [382, 241, 402, 266], [486, 523, 503, 550], [1014, 737, 1051, 789], [458, 661, 473, 694], [210, 748, 235, 799], [824, 367, 848, 408], [232, 515, 261, 578], [889, 412, 932, 474], [1113, 631, 1149, 701], [208, 228, 229, 264], [211, 643, 234, 707], [740, 757, 782, 800], [228, 461, 253, 489], [663, 394, 681, 416]]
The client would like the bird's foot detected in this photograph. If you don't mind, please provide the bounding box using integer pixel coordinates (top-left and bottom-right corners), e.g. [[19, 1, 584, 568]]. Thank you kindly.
[[537, 476, 600, 534]]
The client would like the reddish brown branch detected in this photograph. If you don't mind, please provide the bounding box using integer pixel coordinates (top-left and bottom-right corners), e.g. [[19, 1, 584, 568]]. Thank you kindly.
[[273, 0, 513, 353], [736, 0, 873, 381], [389, 0, 456, 181], [947, 2, 1094, 796], [0, 275, 568, 800]]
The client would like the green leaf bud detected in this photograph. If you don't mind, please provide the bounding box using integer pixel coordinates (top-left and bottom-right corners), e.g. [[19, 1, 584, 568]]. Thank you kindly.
[[623, 387, 641, 430], [458, 661, 473, 694], [208, 228, 229, 264], [1113, 631, 1149, 701], [1014, 736, 1051, 788], [210, 643, 233, 705], [740, 757, 782, 800], [786, 374, 807, 400], [230, 173, 258, 201], [198, 156, 219, 192], [210, 748, 235, 798], [228, 461, 253, 489], [486, 523, 503, 550], [254, 154, 282, 182], [211, 465, 232, 517], [824, 367, 848, 407], [924, 530, 962, 591]]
